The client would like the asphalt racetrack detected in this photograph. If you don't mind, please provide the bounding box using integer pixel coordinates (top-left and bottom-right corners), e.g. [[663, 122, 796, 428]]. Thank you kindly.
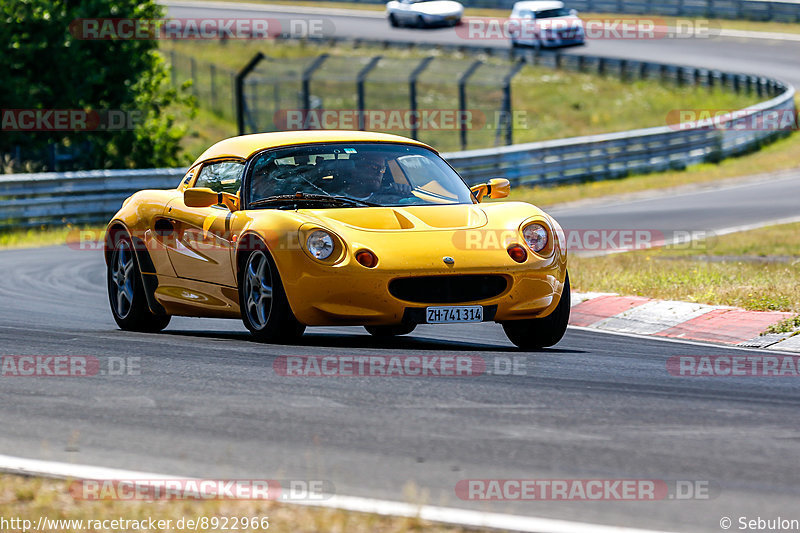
[[3, 178, 800, 531]]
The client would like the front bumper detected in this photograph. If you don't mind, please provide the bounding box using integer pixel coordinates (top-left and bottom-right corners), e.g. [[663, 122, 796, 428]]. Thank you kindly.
[[274, 244, 567, 327]]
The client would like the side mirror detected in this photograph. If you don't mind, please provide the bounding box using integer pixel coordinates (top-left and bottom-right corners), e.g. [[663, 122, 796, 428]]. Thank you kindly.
[[184, 187, 239, 211], [470, 178, 511, 202]]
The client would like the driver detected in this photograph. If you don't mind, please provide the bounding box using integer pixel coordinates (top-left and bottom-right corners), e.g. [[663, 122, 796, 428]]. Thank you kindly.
[[348, 152, 412, 201]]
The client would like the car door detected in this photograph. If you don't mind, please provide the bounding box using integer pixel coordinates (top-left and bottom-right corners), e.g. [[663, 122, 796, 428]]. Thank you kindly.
[[164, 159, 245, 287]]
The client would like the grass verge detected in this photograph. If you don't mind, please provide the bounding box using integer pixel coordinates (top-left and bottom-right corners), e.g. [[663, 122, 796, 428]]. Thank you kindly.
[[0, 226, 106, 250], [0, 474, 472, 533], [569, 221, 800, 313]]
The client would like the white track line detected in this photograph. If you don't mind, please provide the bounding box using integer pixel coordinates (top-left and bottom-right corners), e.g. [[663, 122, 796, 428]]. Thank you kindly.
[[718, 28, 800, 42], [0, 454, 676, 533]]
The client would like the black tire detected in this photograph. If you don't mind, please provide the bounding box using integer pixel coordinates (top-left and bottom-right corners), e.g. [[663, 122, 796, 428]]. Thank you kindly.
[[502, 272, 570, 350], [107, 233, 171, 332], [389, 14, 399, 27], [365, 324, 417, 337], [239, 248, 305, 343], [416, 15, 426, 28]]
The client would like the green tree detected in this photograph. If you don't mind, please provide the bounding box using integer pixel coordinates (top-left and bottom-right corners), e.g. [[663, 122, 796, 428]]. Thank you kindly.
[[1, 0, 195, 172]]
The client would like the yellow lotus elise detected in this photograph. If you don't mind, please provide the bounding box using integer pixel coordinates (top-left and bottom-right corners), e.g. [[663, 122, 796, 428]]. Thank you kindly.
[[105, 131, 569, 349]]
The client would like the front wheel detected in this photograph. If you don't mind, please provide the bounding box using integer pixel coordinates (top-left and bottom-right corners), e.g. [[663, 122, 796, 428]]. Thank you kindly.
[[503, 272, 570, 350], [107, 233, 171, 332], [389, 14, 399, 27], [240, 249, 305, 343]]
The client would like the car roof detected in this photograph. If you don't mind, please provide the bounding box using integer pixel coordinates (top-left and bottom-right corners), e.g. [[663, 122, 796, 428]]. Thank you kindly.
[[191, 130, 434, 165], [512, 1, 565, 12]]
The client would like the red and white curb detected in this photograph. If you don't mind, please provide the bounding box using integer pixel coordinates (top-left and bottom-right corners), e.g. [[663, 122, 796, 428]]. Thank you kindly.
[[570, 292, 800, 353]]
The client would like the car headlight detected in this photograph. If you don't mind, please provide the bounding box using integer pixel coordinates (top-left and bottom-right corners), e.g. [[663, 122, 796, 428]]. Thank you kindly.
[[306, 230, 335, 260], [522, 223, 548, 253]]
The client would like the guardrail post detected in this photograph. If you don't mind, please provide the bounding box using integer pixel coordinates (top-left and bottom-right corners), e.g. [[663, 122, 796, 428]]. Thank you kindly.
[[459, 60, 483, 151], [301, 54, 329, 130], [236, 52, 266, 135], [409, 57, 434, 140], [357, 56, 382, 131]]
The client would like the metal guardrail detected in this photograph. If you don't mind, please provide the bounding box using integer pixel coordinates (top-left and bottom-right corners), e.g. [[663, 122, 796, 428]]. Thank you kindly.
[[1, 49, 795, 228], [0, 169, 184, 229], [445, 85, 796, 186]]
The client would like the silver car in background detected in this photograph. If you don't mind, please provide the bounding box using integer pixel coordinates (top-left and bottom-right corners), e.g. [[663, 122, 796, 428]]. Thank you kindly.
[[387, 0, 464, 27], [509, 0, 585, 48]]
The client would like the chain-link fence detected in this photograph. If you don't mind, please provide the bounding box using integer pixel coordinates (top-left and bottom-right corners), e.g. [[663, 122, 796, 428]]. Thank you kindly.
[[166, 39, 785, 152], [168, 50, 238, 121], [169, 49, 530, 152]]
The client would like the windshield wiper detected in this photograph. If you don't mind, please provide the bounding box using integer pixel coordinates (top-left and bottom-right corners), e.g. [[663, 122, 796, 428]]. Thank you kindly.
[[248, 194, 381, 209]]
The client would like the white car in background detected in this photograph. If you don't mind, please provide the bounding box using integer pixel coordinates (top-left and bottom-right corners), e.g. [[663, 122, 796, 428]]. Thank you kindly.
[[509, 0, 585, 48], [387, 0, 464, 28]]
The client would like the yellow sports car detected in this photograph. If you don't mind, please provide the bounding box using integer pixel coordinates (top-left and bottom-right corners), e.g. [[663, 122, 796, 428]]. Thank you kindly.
[[105, 131, 569, 349]]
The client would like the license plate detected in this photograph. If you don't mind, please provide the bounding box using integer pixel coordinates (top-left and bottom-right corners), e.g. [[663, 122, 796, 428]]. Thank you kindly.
[[426, 305, 483, 324]]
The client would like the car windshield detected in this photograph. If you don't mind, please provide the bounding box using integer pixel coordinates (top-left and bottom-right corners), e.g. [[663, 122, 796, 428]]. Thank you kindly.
[[535, 8, 571, 17], [248, 142, 475, 208]]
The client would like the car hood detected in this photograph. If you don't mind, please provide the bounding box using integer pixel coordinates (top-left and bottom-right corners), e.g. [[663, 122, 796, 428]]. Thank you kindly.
[[415, 1, 463, 15], [300, 204, 488, 232]]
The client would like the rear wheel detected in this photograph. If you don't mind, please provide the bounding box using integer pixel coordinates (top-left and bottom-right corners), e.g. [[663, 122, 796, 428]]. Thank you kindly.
[[365, 324, 417, 337], [107, 233, 171, 332], [240, 249, 305, 343], [503, 272, 570, 350], [389, 14, 399, 27]]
